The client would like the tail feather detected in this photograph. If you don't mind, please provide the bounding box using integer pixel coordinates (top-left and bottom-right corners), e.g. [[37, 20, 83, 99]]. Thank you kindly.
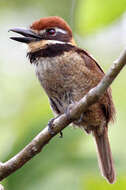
[[93, 127, 116, 184]]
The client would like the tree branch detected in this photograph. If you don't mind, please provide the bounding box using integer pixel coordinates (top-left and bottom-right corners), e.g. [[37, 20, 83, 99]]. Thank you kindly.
[[0, 49, 126, 181]]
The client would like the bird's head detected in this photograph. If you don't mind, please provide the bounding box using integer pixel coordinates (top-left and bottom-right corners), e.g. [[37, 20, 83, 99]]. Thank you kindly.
[[10, 16, 76, 52]]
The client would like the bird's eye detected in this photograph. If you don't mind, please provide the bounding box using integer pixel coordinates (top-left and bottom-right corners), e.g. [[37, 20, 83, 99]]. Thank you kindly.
[[46, 28, 56, 35]]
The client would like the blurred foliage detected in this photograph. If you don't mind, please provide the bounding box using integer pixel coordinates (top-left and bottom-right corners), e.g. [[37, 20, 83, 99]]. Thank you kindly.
[[76, 0, 126, 35], [0, 0, 126, 190], [1, 0, 126, 33]]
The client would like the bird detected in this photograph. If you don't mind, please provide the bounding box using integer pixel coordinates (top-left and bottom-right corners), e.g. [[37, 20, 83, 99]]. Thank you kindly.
[[10, 16, 116, 183]]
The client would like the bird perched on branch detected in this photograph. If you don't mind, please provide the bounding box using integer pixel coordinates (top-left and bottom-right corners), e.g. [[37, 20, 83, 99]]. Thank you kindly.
[[10, 16, 116, 183]]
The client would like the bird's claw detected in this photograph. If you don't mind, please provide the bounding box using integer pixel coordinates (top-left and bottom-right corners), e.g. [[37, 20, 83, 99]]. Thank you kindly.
[[48, 118, 55, 135], [59, 131, 63, 138], [48, 116, 63, 138], [65, 104, 74, 122]]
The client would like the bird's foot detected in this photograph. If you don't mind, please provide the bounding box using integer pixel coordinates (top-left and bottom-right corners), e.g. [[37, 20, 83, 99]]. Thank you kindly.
[[65, 104, 75, 122], [48, 116, 63, 138], [75, 113, 84, 125], [59, 131, 63, 138], [48, 118, 55, 135]]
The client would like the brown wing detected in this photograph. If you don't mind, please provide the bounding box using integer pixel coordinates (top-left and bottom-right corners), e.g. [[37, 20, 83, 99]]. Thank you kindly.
[[76, 48, 105, 76], [75, 47, 115, 123]]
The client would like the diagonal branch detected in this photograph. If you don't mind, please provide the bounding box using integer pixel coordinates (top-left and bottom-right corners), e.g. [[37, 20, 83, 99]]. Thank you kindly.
[[0, 48, 126, 181]]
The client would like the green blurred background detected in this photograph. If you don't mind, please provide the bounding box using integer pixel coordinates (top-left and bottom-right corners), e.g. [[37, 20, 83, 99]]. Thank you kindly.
[[0, 0, 126, 189]]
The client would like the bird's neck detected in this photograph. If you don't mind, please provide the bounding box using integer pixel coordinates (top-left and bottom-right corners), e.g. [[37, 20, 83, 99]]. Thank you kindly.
[[28, 38, 76, 53], [27, 42, 76, 64]]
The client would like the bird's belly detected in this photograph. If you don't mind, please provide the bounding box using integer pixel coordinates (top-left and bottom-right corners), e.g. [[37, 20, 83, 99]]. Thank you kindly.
[[35, 54, 108, 128], [35, 57, 68, 94], [35, 57, 74, 114]]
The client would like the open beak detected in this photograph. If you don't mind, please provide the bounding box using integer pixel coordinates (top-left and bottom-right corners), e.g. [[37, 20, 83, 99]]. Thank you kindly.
[[9, 28, 41, 43]]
